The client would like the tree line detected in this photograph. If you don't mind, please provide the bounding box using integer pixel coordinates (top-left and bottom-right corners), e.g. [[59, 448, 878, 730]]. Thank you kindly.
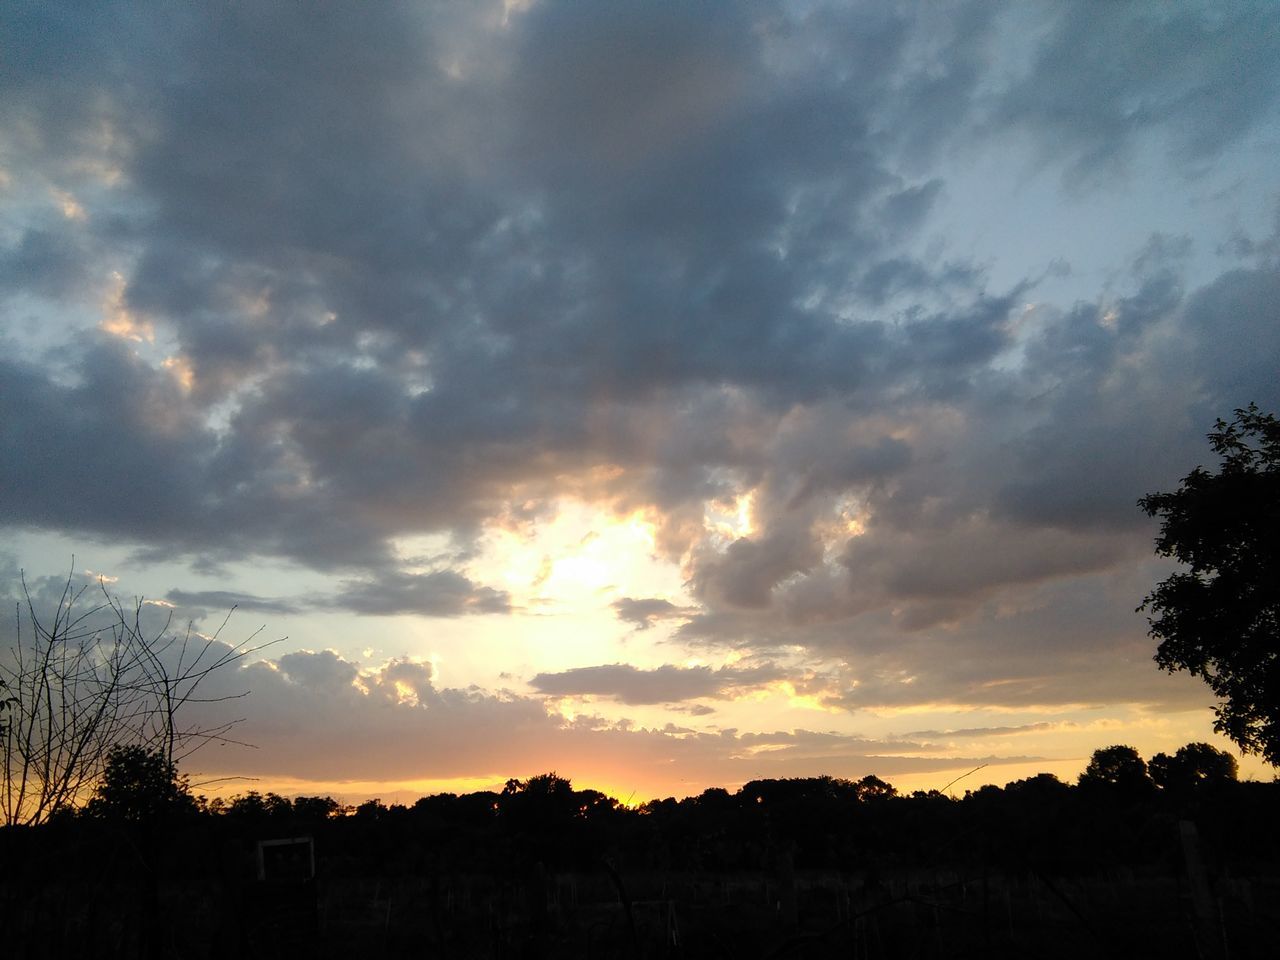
[[28, 738, 1268, 879]]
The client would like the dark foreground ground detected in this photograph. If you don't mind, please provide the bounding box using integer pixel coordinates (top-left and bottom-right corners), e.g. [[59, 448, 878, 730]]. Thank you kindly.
[[3, 776, 1278, 958], [5, 857, 1277, 959]]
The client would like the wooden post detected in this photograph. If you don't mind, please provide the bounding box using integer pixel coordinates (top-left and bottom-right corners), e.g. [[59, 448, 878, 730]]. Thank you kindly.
[[1179, 820, 1223, 960]]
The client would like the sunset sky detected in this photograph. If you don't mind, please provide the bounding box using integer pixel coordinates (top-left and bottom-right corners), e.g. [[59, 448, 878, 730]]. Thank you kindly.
[[3, 1, 1279, 803]]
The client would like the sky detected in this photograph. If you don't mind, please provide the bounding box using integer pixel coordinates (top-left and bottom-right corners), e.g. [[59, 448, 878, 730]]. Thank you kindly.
[[3, 1, 1279, 803]]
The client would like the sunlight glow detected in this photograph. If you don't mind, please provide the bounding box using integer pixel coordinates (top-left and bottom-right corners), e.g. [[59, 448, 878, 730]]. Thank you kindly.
[[704, 489, 755, 542], [164, 355, 195, 391], [393, 681, 420, 707], [100, 272, 154, 342], [53, 187, 86, 221], [778, 681, 838, 713], [478, 498, 684, 610]]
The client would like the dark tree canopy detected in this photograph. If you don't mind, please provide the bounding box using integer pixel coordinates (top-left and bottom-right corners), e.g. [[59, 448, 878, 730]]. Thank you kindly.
[[85, 745, 195, 822], [1149, 741, 1238, 794], [1078, 745, 1152, 794], [1139, 404, 1280, 764]]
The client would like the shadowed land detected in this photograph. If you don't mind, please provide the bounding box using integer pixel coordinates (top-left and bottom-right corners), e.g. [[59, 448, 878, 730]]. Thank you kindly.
[[3, 761, 1277, 959]]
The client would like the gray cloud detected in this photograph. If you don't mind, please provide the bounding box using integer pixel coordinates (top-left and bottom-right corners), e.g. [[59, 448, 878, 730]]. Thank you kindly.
[[0, 223, 94, 302], [166, 589, 301, 616], [0, 0, 1014, 570], [3, 1, 1278, 724], [528, 662, 785, 705], [990, 4, 1280, 183], [194, 647, 1033, 788], [840, 519, 1136, 611], [611, 597, 695, 630], [329, 571, 511, 618], [0, 344, 217, 542], [693, 527, 824, 610], [902, 722, 1069, 741], [682, 563, 1221, 713]]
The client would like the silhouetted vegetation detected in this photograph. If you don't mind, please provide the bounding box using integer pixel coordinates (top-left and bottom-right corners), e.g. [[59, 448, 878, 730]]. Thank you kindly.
[[3, 744, 1277, 958], [1, 568, 280, 826], [84, 744, 197, 822], [1140, 403, 1280, 763]]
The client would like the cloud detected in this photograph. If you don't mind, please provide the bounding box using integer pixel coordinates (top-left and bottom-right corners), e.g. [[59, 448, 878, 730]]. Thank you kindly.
[[2, 0, 1278, 733], [328, 571, 511, 617], [181, 646, 1036, 790], [0, 223, 94, 302], [681, 563, 1220, 714], [0, 1, 1011, 576], [902, 722, 1068, 741], [528, 662, 785, 705], [168, 571, 513, 620], [840, 518, 1136, 613], [0, 343, 217, 542], [166, 589, 301, 616], [692, 527, 824, 610], [611, 597, 694, 630], [989, 4, 1280, 182]]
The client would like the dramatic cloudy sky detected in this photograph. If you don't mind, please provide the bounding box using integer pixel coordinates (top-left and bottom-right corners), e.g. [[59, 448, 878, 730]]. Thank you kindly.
[[3, 1, 1278, 801]]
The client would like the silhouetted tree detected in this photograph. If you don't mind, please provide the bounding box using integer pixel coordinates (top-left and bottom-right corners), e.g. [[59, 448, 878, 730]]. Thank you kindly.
[[355, 797, 388, 821], [293, 794, 341, 820], [854, 773, 897, 800], [499, 772, 578, 825], [0, 678, 12, 737], [1078, 745, 1152, 794], [2, 566, 279, 824], [1139, 404, 1280, 763], [1149, 741, 1238, 794], [1005, 772, 1071, 800], [498, 773, 585, 865], [223, 789, 294, 821], [84, 744, 195, 821]]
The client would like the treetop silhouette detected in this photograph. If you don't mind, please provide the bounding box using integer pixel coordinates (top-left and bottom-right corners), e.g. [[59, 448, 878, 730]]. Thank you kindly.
[[1139, 404, 1280, 764]]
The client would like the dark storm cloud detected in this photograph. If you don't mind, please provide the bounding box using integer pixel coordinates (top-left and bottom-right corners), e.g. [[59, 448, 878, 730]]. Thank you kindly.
[[528, 662, 785, 705], [3, 0, 1280, 718]]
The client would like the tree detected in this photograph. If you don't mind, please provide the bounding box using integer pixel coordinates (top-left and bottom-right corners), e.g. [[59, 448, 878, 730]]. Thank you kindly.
[[0, 677, 12, 738], [853, 773, 897, 801], [2, 566, 279, 825], [1139, 404, 1280, 763], [84, 744, 195, 821], [499, 772, 579, 827], [1149, 742, 1238, 794], [292, 794, 341, 820], [1078, 744, 1152, 793]]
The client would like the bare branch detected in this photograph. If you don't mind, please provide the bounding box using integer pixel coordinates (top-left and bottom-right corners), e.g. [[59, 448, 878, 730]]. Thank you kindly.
[[2, 564, 280, 825]]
